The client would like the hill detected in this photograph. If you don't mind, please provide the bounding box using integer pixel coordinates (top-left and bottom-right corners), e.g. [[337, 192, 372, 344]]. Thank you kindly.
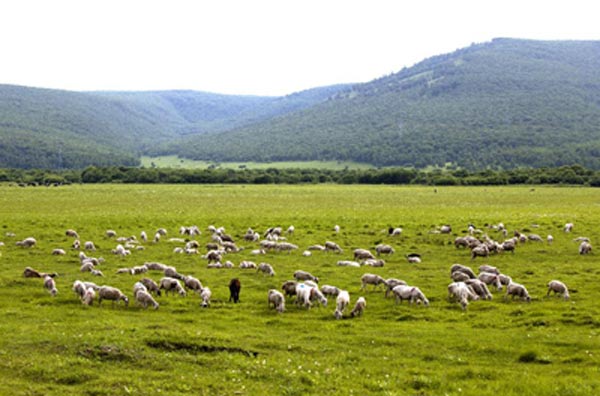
[[0, 85, 350, 169], [159, 38, 600, 169]]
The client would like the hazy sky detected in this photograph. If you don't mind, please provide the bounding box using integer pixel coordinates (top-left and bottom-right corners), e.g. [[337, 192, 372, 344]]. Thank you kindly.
[[1, 0, 598, 96]]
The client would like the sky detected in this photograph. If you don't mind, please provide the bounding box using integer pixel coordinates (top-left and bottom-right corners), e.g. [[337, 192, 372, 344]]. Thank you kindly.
[[1, 0, 599, 96]]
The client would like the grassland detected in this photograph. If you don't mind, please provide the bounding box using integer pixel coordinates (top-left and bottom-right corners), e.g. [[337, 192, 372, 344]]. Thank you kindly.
[[0, 184, 598, 396], [141, 155, 375, 170]]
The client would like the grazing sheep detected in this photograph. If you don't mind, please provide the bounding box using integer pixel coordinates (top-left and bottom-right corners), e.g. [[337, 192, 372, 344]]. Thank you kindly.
[[360, 273, 387, 291], [389, 227, 402, 236], [80, 261, 96, 273], [204, 250, 223, 264], [333, 225, 340, 233], [334, 290, 350, 319], [159, 277, 187, 296], [384, 278, 408, 298], [239, 261, 257, 269], [65, 229, 79, 239], [293, 270, 319, 283], [23, 266, 46, 278], [16, 237, 37, 248], [286, 225, 295, 235], [471, 244, 489, 260], [82, 287, 96, 306], [440, 225, 452, 234], [450, 264, 476, 279], [302, 250, 312, 257], [547, 280, 570, 300], [130, 265, 148, 275], [325, 241, 343, 253], [505, 281, 531, 302], [98, 286, 129, 307], [363, 258, 385, 267], [337, 260, 361, 267], [145, 262, 167, 271], [564, 223, 574, 232], [90, 269, 104, 277], [281, 280, 298, 298], [133, 281, 147, 296], [354, 248, 376, 261], [528, 234, 543, 242], [392, 285, 429, 306], [478, 265, 499, 275], [464, 278, 493, 300], [257, 263, 275, 276], [105, 230, 117, 238], [72, 239, 81, 249], [276, 242, 298, 253], [43, 275, 58, 296], [406, 253, 421, 263], [350, 296, 366, 317], [140, 278, 162, 296], [135, 289, 159, 310], [140, 231, 148, 243], [72, 280, 87, 299], [579, 241, 592, 255], [156, 228, 168, 236], [478, 272, 503, 291], [268, 289, 285, 313], [320, 285, 341, 297], [308, 244, 326, 251], [375, 244, 395, 255], [164, 266, 184, 280], [498, 273, 512, 287], [295, 283, 315, 309], [200, 287, 212, 307], [52, 248, 66, 255], [84, 241, 96, 251], [153, 232, 161, 243], [229, 278, 241, 303], [547, 235, 554, 244], [448, 282, 479, 310], [451, 271, 471, 282], [182, 275, 203, 293]]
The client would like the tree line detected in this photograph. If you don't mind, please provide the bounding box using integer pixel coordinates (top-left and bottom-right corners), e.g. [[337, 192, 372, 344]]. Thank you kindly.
[[2, 165, 600, 187]]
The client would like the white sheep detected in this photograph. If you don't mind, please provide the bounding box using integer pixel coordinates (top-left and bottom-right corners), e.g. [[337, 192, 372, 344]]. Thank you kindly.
[[72, 280, 87, 299], [354, 248, 375, 261], [384, 278, 408, 298], [547, 235, 554, 244], [293, 270, 319, 283], [478, 265, 499, 275], [105, 230, 117, 238], [183, 275, 203, 293], [505, 281, 531, 302], [84, 241, 96, 251], [470, 244, 489, 260], [392, 285, 429, 306], [200, 287, 212, 307], [320, 285, 341, 297], [333, 225, 340, 233], [389, 227, 402, 236], [82, 287, 96, 306], [375, 244, 395, 255], [464, 278, 493, 300], [579, 241, 592, 255], [350, 296, 366, 317], [450, 264, 476, 279], [406, 254, 421, 263], [268, 289, 285, 313], [164, 266, 183, 280], [276, 242, 298, 253], [16, 237, 37, 248], [360, 273, 387, 291], [337, 260, 361, 267], [140, 231, 148, 243], [564, 222, 574, 232], [308, 244, 326, 251], [334, 290, 350, 319], [65, 229, 79, 239], [72, 239, 81, 249], [448, 282, 479, 310], [478, 272, 503, 291], [302, 250, 312, 257], [257, 263, 275, 276], [140, 278, 162, 296], [42, 275, 57, 296], [240, 261, 257, 269], [159, 277, 187, 296], [547, 280, 570, 300], [144, 262, 167, 271], [324, 241, 343, 253], [295, 283, 314, 309], [98, 286, 129, 307], [286, 225, 295, 235], [52, 248, 66, 255]]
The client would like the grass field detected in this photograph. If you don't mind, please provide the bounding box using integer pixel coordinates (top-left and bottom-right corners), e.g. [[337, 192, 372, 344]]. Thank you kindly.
[[140, 155, 375, 170], [0, 184, 598, 395]]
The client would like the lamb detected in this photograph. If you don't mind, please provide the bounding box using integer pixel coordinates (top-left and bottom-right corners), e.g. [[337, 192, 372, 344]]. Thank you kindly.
[[384, 278, 408, 298], [159, 277, 187, 296], [84, 241, 96, 251], [478, 272, 503, 291], [281, 280, 298, 298], [392, 285, 429, 306], [337, 260, 361, 267], [98, 286, 129, 307], [334, 290, 350, 319], [450, 264, 476, 279], [16, 237, 37, 248], [43, 275, 58, 296], [324, 241, 343, 253], [257, 263, 275, 276], [547, 280, 570, 300], [375, 244, 395, 255], [52, 248, 66, 255], [448, 282, 479, 310], [464, 278, 493, 300], [579, 241, 592, 255], [139, 278, 161, 296], [360, 273, 387, 291], [200, 287, 212, 307], [350, 296, 366, 317], [82, 287, 96, 306], [505, 281, 531, 302], [182, 275, 203, 293], [293, 270, 319, 283], [354, 248, 376, 261], [229, 278, 241, 303], [268, 289, 285, 313], [320, 285, 341, 297], [135, 289, 159, 310], [65, 229, 79, 239]]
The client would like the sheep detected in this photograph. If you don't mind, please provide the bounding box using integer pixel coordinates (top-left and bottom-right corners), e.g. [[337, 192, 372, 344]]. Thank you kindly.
[[448, 282, 479, 310], [450, 264, 476, 279], [363, 258, 385, 267], [547, 235, 554, 244], [65, 229, 79, 239], [84, 241, 96, 251], [204, 250, 223, 263], [337, 260, 361, 267], [164, 266, 184, 280], [350, 296, 366, 317], [293, 270, 319, 283], [478, 272, 503, 291], [334, 290, 350, 319], [268, 289, 285, 313], [153, 232, 161, 243], [135, 289, 159, 310], [16, 237, 37, 248], [470, 244, 489, 260], [360, 273, 387, 291], [80, 261, 96, 273], [579, 241, 592, 255], [82, 281, 100, 291], [239, 261, 257, 269], [257, 263, 275, 276], [464, 278, 493, 300], [223, 261, 234, 268], [333, 225, 340, 233], [528, 234, 543, 242], [156, 228, 168, 236], [140, 278, 162, 296], [451, 271, 471, 282], [98, 286, 129, 307], [130, 265, 148, 275], [324, 241, 343, 253], [183, 275, 203, 294], [281, 281, 298, 298], [72, 280, 87, 299], [23, 266, 54, 278], [320, 285, 341, 297], [354, 248, 376, 261], [302, 250, 312, 257], [275, 242, 298, 253], [133, 281, 147, 296], [406, 253, 422, 263], [229, 278, 241, 303], [72, 239, 81, 250], [145, 262, 167, 271], [140, 231, 148, 243], [286, 225, 295, 235], [105, 230, 117, 238], [375, 244, 395, 255], [200, 287, 212, 307], [90, 269, 104, 277], [384, 278, 408, 298], [159, 277, 187, 296], [82, 287, 96, 306], [498, 273, 512, 287], [389, 227, 402, 236], [52, 248, 66, 255], [478, 265, 499, 275], [295, 283, 315, 309], [547, 280, 570, 300], [43, 275, 58, 296], [308, 244, 326, 251], [564, 223, 574, 232], [250, 248, 267, 255], [392, 285, 429, 306], [505, 281, 531, 302], [440, 225, 452, 234]]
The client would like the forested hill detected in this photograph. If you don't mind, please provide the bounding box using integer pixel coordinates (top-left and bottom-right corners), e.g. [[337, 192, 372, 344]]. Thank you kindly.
[[155, 38, 600, 169], [0, 84, 350, 169]]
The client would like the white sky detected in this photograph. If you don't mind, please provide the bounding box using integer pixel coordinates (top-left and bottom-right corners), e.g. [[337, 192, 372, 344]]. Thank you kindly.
[[1, 0, 599, 96]]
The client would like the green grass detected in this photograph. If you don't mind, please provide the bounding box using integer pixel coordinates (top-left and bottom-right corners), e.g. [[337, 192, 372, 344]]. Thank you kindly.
[[0, 184, 599, 395], [141, 155, 375, 170]]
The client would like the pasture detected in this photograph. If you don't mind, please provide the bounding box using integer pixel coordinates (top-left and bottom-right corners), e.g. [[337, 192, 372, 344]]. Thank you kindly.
[[0, 184, 598, 396]]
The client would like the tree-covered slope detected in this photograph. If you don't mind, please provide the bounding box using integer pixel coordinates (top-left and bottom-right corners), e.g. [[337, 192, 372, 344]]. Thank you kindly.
[[164, 38, 600, 169]]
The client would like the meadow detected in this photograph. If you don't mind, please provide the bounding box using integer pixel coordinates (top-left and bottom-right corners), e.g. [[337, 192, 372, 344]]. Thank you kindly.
[[140, 156, 375, 170], [0, 184, 598, 396]]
